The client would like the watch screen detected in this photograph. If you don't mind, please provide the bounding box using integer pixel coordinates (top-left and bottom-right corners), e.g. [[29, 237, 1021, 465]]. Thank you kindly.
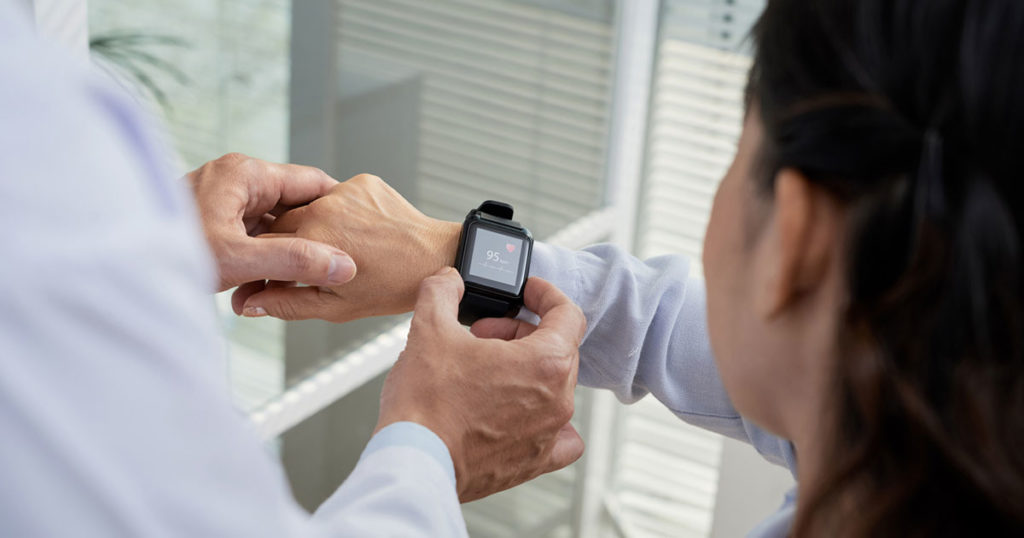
[[468, 228, 525, 287]]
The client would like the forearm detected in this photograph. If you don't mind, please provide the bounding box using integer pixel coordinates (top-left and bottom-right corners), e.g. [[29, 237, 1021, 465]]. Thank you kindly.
[[425, 224, 724, 413], [528, 242, 795, 469], [528, 243, 725, 407]]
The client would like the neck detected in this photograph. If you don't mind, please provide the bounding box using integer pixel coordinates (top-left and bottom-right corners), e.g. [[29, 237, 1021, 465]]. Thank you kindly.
[[785, 272, 846, 526]]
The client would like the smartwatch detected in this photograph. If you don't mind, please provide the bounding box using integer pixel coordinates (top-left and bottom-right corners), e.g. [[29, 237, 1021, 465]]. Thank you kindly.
[[454, 201, 534, 326]]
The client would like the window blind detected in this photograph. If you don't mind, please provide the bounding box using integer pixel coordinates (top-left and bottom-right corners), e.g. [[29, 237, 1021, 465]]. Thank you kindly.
[[336, 0, 616, 239], [637, 0, 762, 264]]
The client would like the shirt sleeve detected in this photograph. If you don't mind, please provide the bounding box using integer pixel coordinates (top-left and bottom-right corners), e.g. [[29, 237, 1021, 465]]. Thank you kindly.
[[360, 422, 458, 487], [528, 242, 796, 471], [0, 10, 463, 537], [313, 422, 467, 537]]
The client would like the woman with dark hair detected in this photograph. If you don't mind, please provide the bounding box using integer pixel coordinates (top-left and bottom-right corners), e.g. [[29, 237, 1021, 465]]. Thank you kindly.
[[720, 0, 1024, 534], [234, 0, 1024, 535]]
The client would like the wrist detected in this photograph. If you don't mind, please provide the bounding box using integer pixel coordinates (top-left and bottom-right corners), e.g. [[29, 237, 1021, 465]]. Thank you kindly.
[[430, 219, 462, 268]]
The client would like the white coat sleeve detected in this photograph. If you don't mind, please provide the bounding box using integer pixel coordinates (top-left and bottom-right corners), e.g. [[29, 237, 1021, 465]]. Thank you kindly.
[[0, 8, 466, 537]]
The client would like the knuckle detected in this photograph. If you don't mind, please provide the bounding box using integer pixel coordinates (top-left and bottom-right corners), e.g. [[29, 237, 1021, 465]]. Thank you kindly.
[[555, 397, 575, 424], [306, 166, 330, 181], [216, 152, 250, 166], [352, 173, 382, 185], [328, 180, 348, 195], [285, 239, 319, 274], [537, 354, 572, 385], [271, 300, 301, 321], [306, 197, 327, 217], [417, 275, 445, 297]]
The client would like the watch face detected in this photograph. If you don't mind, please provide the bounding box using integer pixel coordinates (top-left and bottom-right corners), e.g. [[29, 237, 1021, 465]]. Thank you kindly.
[[462, 224, 529, 295]]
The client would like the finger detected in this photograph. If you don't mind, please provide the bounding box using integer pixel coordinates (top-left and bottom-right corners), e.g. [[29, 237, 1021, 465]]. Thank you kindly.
[[268, 206, 309, 234], [266, 280, 297, 289], [233, 236, 357, 287], [470, 317, 537, 341], [263, 162, 338, 208], [269, 200, 304, 218], [232, 280, 267, 315], [410, 267, 465, 335], [522, 277, 586, 345], [199, 157, 338, 222], [542, 423, 585, 474], [241, 286, 334, 320], [245, 213, 276, 237]]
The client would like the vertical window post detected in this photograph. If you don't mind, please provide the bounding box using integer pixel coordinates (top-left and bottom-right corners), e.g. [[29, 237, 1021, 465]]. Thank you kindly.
[[571, 1, 660, 537]]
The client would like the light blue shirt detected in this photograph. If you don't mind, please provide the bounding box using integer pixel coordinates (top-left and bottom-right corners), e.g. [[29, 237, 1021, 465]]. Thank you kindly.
[[1, 4, 795, 536], [530, 243, 797, 537]]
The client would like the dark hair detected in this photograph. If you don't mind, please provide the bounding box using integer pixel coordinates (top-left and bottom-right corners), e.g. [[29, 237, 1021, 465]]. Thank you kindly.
[[747, 0, 1024, 535]]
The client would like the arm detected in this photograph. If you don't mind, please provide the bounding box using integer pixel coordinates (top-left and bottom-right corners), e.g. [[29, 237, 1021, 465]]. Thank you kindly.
[[529, 242, 795, 470], [5, 15, 592, 537], [0, 18, 468, 536], [239, 174, 796, 470], [242, 190, 794, 472]]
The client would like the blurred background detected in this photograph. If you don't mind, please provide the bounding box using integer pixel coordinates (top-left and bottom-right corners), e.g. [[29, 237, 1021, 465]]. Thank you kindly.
[[25, 0, 793, 535]]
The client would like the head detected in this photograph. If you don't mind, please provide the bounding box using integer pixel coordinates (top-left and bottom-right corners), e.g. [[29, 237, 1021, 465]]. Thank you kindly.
[[703, 0, 1024, 534]]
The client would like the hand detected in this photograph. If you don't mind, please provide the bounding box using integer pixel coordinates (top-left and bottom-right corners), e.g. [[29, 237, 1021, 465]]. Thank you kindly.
[[187, 153, 358, 293], [233, 173, 461, 321], [379, 268, 586, 502]]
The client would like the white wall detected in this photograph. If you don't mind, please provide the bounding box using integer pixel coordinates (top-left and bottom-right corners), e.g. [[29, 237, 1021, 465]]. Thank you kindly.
[[711, 437, 796, 537]]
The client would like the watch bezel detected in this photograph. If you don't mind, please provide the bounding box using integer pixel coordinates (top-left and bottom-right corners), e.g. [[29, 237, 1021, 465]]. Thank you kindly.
[[456, 215, 533, 299]]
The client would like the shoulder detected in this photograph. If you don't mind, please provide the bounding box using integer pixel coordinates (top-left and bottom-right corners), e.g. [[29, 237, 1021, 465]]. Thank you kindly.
[[0, 7, 214, 290], [1, 7, 187, 223]]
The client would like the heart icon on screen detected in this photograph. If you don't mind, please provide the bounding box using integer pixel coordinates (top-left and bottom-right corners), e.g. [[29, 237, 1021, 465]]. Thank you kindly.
[[506, 243, 516, 253]]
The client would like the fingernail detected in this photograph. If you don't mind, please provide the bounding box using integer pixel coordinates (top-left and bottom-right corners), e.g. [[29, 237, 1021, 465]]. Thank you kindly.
[[328, 254, 356, 285], [435, 266, 456, 276], [243, 306, 267, 317]]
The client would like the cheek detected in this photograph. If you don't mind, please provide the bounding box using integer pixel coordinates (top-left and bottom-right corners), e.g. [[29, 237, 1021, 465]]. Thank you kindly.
[[703, 175, 770, 422], [703, 176, 743, 368], [704, 187, 793, 438]]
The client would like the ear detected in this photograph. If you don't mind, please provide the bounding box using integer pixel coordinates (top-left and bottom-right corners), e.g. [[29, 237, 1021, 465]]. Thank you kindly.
[[754, 168, 841, 319]]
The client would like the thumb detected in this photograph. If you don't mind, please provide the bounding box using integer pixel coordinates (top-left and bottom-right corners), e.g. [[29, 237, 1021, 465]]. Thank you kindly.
[[235, 236, 357, 287], [410, 267, 465, 335]]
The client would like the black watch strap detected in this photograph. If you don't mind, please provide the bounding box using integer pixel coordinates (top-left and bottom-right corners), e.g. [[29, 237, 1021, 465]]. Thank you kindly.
[[458, 293, 520, 326]]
